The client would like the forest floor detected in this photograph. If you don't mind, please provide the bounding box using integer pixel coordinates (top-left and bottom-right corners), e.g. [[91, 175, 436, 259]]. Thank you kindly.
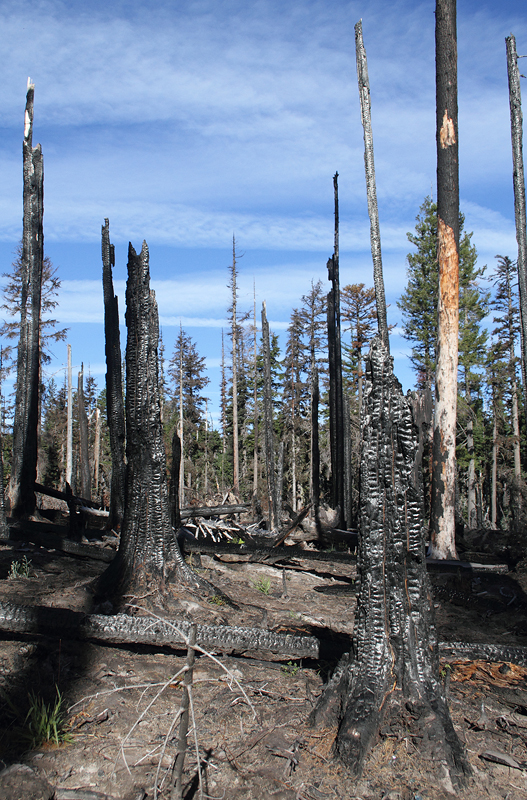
[[1, 523, 527, 799]]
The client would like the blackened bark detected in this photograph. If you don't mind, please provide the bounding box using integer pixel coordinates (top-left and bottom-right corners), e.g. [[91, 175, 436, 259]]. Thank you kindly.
[[310, 337, 470, 786], [261, 302, 278, 530], [327, 288, 338, 506], [430, 0, 460, 559], [354, 22, 389, 350], [170, 428, 182, 530], [311, 365, 320, 519], [506, 34, 527, 408], [97, 242, 203, 603], [78, 366, 91, 501], [102, 219, 126, 530], [8, 80, 43, 519]]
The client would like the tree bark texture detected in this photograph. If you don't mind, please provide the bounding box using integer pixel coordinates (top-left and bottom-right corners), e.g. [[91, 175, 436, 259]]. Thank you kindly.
[[430, 0, 460, 559], [310, 337, 470, 785], [354, 22, 389, 350], [99, 242, 198, 601], [8, 80, 43, 519], [506, 35, 527, 407], [78, 366, 91, 501], [310, 364, 320, 517], [262, 302, 278, 531], [102, 219, 126, 530]]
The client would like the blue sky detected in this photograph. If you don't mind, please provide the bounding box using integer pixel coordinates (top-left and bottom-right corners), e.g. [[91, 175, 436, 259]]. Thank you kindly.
[[0, 0, 525, 423]]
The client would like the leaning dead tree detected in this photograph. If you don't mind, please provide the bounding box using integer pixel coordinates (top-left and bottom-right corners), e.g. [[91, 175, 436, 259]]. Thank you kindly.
[[355, 21, 389, 350], [430, 0, 460, 560], [97, 242, 207, 604], [310, 337, 470, 786], [102, 219, 126, 529], [7, 80, 44, 519], [506, 34, 527, 406]]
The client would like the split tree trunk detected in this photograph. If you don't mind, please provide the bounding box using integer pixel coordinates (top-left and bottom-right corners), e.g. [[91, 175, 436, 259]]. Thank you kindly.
[[8, 80, 44, 520], [506, 34, 527, 408], [102, 219, 126, 530], [430, 0, 460, 559], [97, 242, 203, 603], [310, 336, 470, 787]]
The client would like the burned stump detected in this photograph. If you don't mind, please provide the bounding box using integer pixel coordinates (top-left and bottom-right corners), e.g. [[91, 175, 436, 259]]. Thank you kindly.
[[310, 336, 470, 786]]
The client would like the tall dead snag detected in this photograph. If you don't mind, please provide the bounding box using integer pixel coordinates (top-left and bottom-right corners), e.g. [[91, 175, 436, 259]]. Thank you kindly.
[[229, 237, 240, 496], [430, 0, 459, 559], [102, 219, 126, 530], [7, 79, 44, 519], [97, 242, 203, 603], [77, 365, 91, 501], [355, 22, 389, 350], [506, 34, 527, 406], [327, 173, 347, 527], [261, 302, 278, 530], [311, 337, 470, 786]]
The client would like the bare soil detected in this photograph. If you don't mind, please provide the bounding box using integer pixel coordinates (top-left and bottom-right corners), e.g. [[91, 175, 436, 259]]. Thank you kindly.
[[1, 529, 527, 799]]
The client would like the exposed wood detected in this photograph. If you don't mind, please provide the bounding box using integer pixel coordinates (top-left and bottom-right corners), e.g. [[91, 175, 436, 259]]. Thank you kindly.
[[180, 503, 250, 520], [310, 335, 470, 786], [179, 534, 356, 565], [430, 0, 460, 559], [506, 34, 527, 408], [354, 22, 389, 350], [271, 503, 312, 547], [8, 79, 43, 519], [102, 219, 126, 530], [0, 600, 319, 660]]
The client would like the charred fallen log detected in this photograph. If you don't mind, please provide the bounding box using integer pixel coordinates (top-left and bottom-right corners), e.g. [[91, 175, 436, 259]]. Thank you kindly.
[[310, 336, 471, 786], [0, 600, 318, 660], [180, 503, 250, 520]]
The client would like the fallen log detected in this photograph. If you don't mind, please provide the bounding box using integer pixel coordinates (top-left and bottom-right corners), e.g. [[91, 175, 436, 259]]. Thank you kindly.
[[180, 503, 251, 520], [7, 523, 114, 562], [0, 600, 319, 660], [34, 482, 105, 511], [178, 537, 356, 565]]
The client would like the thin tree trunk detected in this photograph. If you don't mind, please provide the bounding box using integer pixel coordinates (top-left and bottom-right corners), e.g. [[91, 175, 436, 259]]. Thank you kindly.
[[8, 80, 43, 519], [354, 22, 389, 350], [261, 302, 278, 531], [66, 343, 73, 488], [93, 406, 101, 499], [311, 364, 320, 519], [102, 219, 125, 529], [78, 365, 91, 501], [178, 323, 185, 507], [491, 392, 498, 528], [506, 34, 527, 407], [231, 238, 240, 496], [430, 0, 460, 560], [253, 286, 259, 501]]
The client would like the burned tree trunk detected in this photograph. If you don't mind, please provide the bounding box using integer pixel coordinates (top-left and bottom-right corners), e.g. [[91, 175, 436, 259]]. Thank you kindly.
[[261, 302, 278, 531], [7, 80, 44, 520], [97, 242, 204, 604], [77, 365, 91, 501], [506, 34, 527, 407], [102, 219, 126, 530], [310, 364, 320, 519], [430, 0, 460, 559], [310, 337, 470, 786]]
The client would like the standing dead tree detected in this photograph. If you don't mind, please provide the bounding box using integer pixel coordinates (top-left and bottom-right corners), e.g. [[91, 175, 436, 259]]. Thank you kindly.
[[506, 34, 527, 407], [97, 242, 206, 604], [310, 337, 470, 786], [7, 80, 44, 520], [355, 21, 389, 350], [430, 0, 460, 559], [102, 219, 126, 530], [77, 365, 91, 501], [261, 302, 279, 531]]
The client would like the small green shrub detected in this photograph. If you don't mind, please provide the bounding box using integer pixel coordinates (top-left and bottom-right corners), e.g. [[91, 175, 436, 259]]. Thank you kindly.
[[253, 577, 271, 595], [23, 688, 73, 748], [8, 555, 32, 579], [208, 594, 226, 606], [281, 661, 300, 676]]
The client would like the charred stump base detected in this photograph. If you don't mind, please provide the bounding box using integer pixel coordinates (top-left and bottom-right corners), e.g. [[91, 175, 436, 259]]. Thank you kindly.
[[310, 337, 471, 788], [95, 242, 221, 610]]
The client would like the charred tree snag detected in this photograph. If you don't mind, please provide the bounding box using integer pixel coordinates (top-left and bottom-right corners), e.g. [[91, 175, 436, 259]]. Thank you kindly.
[[261, 302, 278, 531], [310, 337, 470, 786], [506, 34, 527, 406], [77, 365, 91, 501], [310, 364, 320, 522], [430, 0, 460, 560], [97, 242, 207, 605], [102, 219, 126, 530], [355, 22, 389, 350], [327, 173, 346, 527], [7, 80, 44, 520]]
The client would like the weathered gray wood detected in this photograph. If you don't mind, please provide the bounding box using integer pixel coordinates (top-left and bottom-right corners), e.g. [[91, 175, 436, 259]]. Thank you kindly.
[[0, 600, 319, 659], [354, 22, 389, 350], [180, 503, 250, 520], [78, 365, 91, 502], [506, 34, 527, 410]]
